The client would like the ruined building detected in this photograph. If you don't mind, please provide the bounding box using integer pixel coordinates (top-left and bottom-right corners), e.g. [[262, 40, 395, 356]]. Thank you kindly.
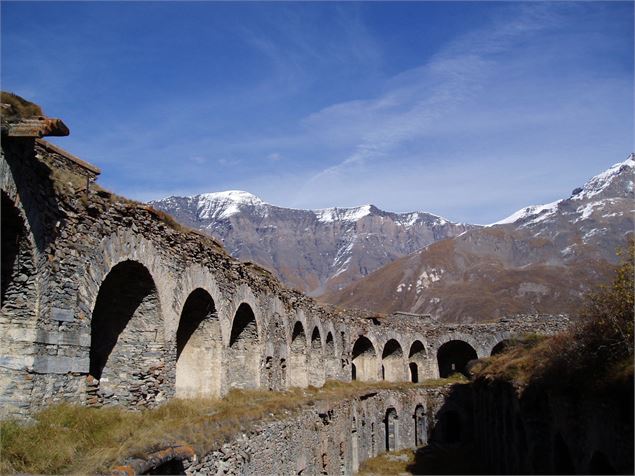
[[1, 110, 583, 474]]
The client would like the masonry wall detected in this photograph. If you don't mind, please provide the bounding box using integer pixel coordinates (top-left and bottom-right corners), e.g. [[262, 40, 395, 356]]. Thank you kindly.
[[1, 136, 571, 418], [182, 387, 448, 476]]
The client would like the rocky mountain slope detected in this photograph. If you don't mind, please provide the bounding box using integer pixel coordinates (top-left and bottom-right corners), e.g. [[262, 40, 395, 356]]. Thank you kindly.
[[322, 155, 635, 322], [150, 192, 474, 296]]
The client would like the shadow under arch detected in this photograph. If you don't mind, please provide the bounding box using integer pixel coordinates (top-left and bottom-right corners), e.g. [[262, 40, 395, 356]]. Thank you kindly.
[[89, 259, 164, 405]]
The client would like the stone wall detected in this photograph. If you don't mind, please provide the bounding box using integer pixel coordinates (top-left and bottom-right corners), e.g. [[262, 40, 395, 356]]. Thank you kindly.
[[0, 134, 571, 417], [174, 387, 448, 476]]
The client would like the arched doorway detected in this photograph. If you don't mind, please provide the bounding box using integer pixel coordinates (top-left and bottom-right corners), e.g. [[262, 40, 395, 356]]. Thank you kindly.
[[352, 336, 377, 381], [408, 340, 426, 383], [89, 260, 164, 406], [385, 408, 398, 451], [227, 303, 259, 390], [414, 405, 427, 446], [325, 332, 338, 380], [308, 326, 325, 387], [491, 339, 513, 356], [437, 340, 477, 378], [553, 433, 575, 474], [382, 339, 405, 382], [1, 192, 35, 309], [175, 288, 220, 398], [289, 321, 308, 388]]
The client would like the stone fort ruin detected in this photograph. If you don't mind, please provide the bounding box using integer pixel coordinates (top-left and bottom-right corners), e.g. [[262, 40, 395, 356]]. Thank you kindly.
[[0, 112, 572, 474]]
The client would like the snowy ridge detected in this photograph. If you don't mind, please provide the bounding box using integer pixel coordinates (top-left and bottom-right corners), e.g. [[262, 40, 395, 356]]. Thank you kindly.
[[573, 154, 634, 201], [490, 155, 634, 227], [197, 190, 267, 220], [315, 205, 372, 223]]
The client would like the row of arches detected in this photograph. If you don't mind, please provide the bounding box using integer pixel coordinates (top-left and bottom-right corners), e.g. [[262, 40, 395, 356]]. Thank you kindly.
[[351, 336, 509, 383], [88, 260, 345, 402]]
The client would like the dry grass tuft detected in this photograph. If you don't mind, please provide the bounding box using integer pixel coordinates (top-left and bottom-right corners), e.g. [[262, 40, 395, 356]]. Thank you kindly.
[[357, 449, 414, 475], [1, 91, 44, 120]]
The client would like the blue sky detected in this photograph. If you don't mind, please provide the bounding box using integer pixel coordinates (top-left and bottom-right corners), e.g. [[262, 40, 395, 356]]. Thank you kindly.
[[2, 1, 633, 224]]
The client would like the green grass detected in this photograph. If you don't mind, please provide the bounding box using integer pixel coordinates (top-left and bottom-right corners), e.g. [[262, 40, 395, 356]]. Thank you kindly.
[[0, 379, 460, 475]]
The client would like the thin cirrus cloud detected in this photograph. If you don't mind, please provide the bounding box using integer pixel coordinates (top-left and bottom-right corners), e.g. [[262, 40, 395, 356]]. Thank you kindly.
[[1, 2, 632, 224], [274, 3, 633, 222]]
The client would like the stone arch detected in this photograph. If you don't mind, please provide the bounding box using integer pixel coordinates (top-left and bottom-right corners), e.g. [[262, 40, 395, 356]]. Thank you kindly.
[[381, 339, 405, 382], [89, 259, 165, 407], [308, 325, 325, 387], [408, 340, 427, 383], [414, 404, 427, 446], [1, 191, 36, 311], [385, 407, 399, 451], [351, 336, 378, 381], [289, 321, 308, 388], [491, 339, 515, 356], [324, 331, 338, 380], [437, 340, 478, 378], [226, 302, 260, 390], [175, 288, 221, 398]]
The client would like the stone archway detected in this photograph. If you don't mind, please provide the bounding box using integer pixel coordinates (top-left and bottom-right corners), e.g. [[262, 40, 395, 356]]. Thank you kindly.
[[308, 326, 325, 387], [324, 331, 338, 380], [227, 303, 260, 390], [437, 340, 477, 378], [289, 321, 308, 388], [385, 407, 399, 451], [408, 340, 427, 383], [352, 336, 377, 381], [175, 288, 221, 398], [89, 259, 165, 406], [1, 191, 35, 310], [382, 339, 405, 382]]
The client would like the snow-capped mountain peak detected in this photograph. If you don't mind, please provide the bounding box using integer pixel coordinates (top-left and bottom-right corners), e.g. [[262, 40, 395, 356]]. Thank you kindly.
[[197, 190, 266, 220], [490, 154, 634, 227]]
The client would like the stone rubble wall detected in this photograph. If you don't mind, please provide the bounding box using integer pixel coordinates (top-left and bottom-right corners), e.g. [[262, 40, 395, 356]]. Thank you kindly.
[[1, 136, 571, 417], [182, 387, 448, 476]]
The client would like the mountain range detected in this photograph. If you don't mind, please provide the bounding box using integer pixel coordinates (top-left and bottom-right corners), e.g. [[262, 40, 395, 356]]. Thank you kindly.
[[323, 155, 634, 322], [151, 155, 633, 322], [150, 192, 474, 296]]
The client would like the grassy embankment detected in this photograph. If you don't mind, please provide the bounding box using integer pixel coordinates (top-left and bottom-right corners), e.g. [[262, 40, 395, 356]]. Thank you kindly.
[[0, 377, 464, 475], [472, 240, 634, 391]]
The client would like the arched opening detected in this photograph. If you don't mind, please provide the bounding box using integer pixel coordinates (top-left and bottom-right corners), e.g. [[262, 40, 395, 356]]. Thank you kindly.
[[385, 408, 398, 451], [437, 340, 477, 378], [351, 362, 357, 381], [325, 332, 338, 380], [408, 340, 426, 382], [491, 339, 513, 356], [409, 363, 419, 383], [1, 192, 35, 309], [441, 410, 462, 444], [414, 405, 427, 446], [308, 326, 325, 387], [175, 288, 220, 398], [588, 450, 615, 475], [289, 321, 308, 388], [89, 260, 164, 406], [227, 303, 259, 390], [382, 339, 405, 382], [352, 336, 377, 381]]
